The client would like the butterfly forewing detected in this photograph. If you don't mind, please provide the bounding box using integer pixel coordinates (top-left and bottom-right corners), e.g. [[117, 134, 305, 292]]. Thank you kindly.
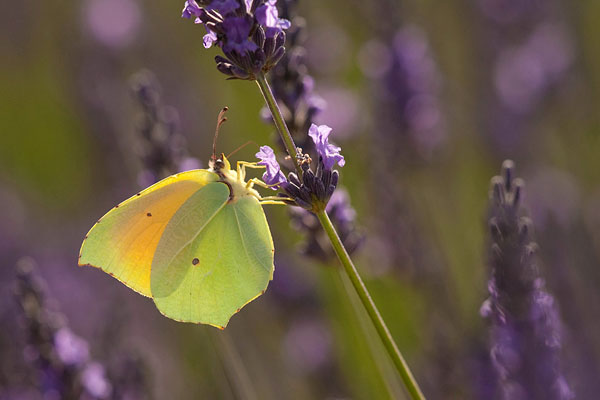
[[78, 169, 220, 297]]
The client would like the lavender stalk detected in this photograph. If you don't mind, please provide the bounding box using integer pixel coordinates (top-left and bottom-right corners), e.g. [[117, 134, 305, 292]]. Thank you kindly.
[[481, 160, 573, 400], [257, 72, 425, 400], [256, 74, 303, 176]]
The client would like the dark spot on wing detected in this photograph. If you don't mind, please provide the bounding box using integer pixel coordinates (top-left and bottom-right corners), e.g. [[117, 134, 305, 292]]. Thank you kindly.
[[136, 193, 141, 196], [114, 204, 119, 208], [192, 258, 199, 265], [146, 212, 152, 217]]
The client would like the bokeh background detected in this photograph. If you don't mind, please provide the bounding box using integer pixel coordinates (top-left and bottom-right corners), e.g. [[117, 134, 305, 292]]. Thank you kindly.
[[1, 0, 600, 398]]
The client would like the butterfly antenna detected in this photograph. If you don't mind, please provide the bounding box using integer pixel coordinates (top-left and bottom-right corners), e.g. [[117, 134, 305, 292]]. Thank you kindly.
[[227, 140, 259, 159], [212, 107, 229, 161]]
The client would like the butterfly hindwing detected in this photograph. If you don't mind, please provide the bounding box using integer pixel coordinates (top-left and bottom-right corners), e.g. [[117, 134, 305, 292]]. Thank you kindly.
[[151, 194, 274, 328]]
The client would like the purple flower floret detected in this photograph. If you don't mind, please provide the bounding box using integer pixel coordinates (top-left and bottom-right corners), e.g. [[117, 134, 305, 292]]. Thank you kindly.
[[256, 145, 286, 188], [255, 0, 291, 36], [308, 124, 345, 170], [203, 29, 218, 48], [182, 0, 202, 22]]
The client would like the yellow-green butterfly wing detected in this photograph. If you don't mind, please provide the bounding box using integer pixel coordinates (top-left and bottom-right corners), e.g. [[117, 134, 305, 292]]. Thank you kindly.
[[79, 162, 276, 328], [78, 169, 223, 297], [151, 191, 274, 328]]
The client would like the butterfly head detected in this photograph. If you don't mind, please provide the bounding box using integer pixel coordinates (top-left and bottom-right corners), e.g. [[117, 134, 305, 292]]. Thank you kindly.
[[209, 153, 231, 173]]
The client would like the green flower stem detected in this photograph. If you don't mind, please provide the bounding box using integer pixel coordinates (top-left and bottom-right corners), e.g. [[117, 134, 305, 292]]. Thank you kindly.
[[316, 210, 425, 400], [255, 73, 303, 178], [256, 72, 425, 400]]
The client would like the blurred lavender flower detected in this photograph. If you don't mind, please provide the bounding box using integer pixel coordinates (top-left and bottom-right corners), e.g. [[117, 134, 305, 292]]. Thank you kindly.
[[14, 257, 109, 399], [84, 0, 142, 49], [312, 87, 362, 140], [54, 327, 90, 367], [181, 0, 289, 79], [475, 0, 574, 154], [130, 69, 201, 187], [283, 317, 332, 373], [360, 24, 446, 279], [481, 160, 573, 400], [13, 258, 152, 400], [81, 363, 112, 399], [362, 25, 446, 163], [493, 23, 573, 115]]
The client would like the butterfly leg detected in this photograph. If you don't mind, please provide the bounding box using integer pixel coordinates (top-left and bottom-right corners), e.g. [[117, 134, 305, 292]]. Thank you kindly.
[[246, 177, 282, 191], [259, 200, 289, 206], [236, 161, 265, 183]]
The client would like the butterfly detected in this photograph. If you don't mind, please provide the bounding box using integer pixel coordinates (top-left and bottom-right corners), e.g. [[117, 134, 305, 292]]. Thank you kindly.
[[79, 110, 286, 329]]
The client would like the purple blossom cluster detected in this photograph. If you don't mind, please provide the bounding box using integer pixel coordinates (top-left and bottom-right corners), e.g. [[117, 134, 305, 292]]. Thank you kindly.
[[481, 161, 573, 400], [279, 124, 343, 212], [182, 0, 289, 79], [130, 70, 201, 187], [254, 123, 344, 210]]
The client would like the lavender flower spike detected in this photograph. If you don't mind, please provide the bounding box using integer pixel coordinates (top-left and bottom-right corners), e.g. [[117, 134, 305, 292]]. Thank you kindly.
[[256, 145, 286, 188], [308, 123, 345, 170], [482, 160, 573, 400], [180, 0, 289, 80]]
